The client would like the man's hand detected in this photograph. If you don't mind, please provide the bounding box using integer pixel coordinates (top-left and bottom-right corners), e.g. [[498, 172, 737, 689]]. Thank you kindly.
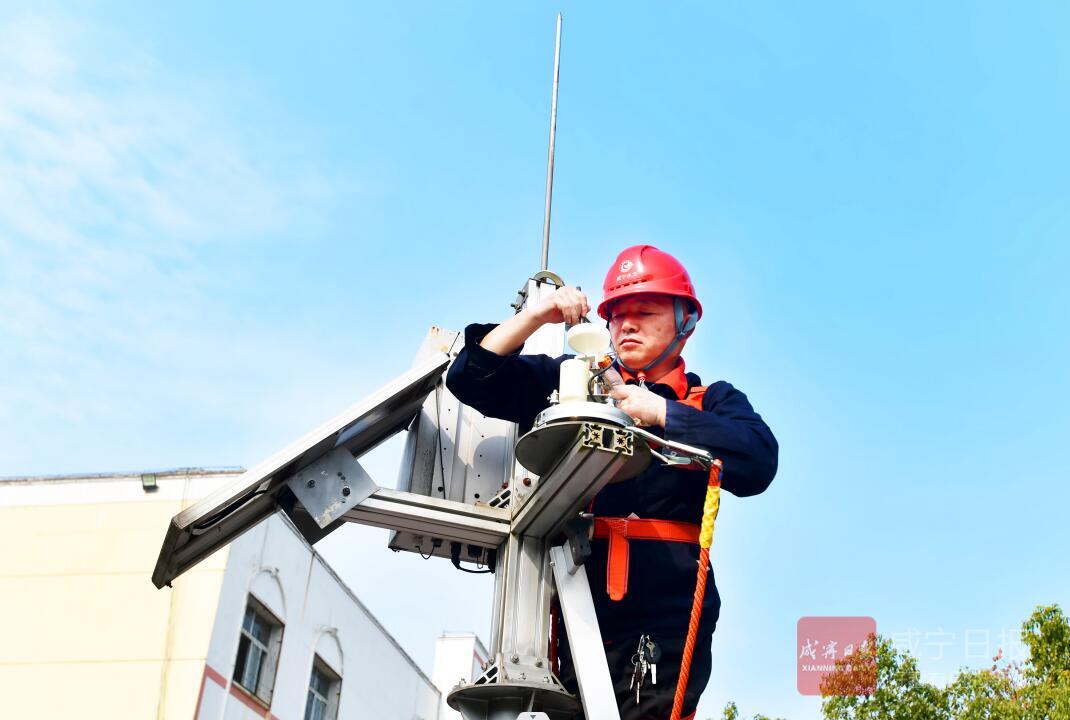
[[480, 285, 589, 356], [610, 383, 667, 428], [531, 286, 590, 326]]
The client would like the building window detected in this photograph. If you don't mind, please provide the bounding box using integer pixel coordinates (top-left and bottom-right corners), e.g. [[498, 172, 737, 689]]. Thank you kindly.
[[304, 655, 341, 720], [233, 597, 284, 704]]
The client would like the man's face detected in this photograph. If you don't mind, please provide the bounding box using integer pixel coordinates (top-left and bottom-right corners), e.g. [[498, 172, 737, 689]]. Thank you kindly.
[[607, 293, 686, 369]]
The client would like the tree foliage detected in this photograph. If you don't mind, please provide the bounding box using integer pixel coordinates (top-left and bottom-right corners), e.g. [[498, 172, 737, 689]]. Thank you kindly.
[[716, 700, 785, 720], [819, 605, 1070, 720], [719, 604, 1070, 720], [820, 633, 949, 720]]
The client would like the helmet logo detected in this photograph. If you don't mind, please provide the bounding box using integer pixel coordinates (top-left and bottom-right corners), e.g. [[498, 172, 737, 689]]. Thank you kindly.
[[619, 260, 634, 273]]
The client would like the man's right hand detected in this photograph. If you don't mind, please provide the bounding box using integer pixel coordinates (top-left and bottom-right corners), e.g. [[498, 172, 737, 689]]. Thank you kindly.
[[530, 286, 590, 326], [479, 285, 591, 356]]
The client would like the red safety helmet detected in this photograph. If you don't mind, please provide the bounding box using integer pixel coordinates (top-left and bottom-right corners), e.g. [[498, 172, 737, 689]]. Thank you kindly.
[[597, 245, 702, 321]]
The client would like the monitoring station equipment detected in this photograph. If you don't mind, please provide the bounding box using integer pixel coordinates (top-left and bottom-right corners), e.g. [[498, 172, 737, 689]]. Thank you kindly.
[[152, 16, 714, 720]]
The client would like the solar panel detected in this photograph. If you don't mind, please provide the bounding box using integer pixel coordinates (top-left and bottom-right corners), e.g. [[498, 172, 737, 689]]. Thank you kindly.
[[152, 352, 450, 588]]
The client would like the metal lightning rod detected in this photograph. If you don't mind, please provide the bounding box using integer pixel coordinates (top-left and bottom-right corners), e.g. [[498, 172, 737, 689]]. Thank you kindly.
[[540, 13, 563, 271]]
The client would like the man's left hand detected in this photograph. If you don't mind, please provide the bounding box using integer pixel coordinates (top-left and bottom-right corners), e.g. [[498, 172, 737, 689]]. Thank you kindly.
[[610, 384, 667, 428]]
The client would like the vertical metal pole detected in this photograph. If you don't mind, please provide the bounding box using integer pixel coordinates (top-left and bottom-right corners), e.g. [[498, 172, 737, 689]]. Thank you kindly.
[[540, 13, 563, 272]]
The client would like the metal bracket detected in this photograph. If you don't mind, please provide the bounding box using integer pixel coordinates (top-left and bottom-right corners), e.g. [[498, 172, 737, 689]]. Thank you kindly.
[[648, 448, 692, 467], [629, 425, 712, 469], [511, 271, 565, 314], [448, 654, 577, 720], [580, 422, 633, 457], [487, 485, 513, 509], [287, 448, 378, 529], [561, 517, 592, 575]]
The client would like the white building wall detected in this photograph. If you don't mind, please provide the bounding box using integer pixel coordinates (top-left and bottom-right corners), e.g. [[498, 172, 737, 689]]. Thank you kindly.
[[0, 469, 477, 720], [200, 512, 441, 720], [432, 634, 489, 720]]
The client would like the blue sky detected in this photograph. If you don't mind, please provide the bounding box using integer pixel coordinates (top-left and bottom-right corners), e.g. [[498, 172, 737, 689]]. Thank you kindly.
[[2, 2, 1068, 718]]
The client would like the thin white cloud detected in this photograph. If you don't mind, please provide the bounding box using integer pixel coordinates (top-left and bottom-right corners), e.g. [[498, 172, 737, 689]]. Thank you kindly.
[[0, 13, 343, 470]]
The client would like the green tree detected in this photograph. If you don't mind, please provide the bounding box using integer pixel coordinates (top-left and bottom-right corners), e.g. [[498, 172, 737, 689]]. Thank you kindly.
[[1015, 604, 1070, 718], [723, 605, 1070, 719], [716, 701, 785, 720], [944, 605, 1070, 719], [819, 605, 1070, 720], [1022, 605, 1070, 683], [820, 633, 949, 720], [944, 655, 1020, 720]]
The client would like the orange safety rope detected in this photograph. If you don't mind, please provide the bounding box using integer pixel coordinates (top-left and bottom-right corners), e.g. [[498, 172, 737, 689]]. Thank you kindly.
[[670, 459, 722, 720]]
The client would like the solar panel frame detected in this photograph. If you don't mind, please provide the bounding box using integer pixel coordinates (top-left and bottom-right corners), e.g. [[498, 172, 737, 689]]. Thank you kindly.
[[152, 352, 451, 588]]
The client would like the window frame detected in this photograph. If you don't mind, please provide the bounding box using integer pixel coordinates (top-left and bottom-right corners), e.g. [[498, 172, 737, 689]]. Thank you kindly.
[[303, 654, 342, 720], [232, 595, 285, 706]]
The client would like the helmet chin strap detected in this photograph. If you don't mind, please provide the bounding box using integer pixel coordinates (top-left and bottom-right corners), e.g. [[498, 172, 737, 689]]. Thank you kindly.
[[614, 298, 698, 383]]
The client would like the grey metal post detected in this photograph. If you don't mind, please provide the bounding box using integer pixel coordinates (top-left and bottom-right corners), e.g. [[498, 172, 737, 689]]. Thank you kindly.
[[472, 272, 571, 718]]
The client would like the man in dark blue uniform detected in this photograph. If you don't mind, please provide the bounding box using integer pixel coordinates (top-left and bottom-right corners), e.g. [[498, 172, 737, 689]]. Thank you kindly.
[[446, 245, 778, 720]]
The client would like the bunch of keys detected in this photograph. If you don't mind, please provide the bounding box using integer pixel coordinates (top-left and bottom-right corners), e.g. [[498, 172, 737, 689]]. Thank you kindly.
[[628, 634, 662, 704]]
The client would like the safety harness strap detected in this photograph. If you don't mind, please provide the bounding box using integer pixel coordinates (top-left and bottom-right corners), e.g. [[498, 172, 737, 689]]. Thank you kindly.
[[678, 385, 707, 411], [592, 518, 701, 601]]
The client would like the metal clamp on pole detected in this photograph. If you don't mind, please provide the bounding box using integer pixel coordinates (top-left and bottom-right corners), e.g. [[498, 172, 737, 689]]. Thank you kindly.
[[630, 425, 713, 471], [561, 516, 593, 575], [511, 270, 566, 314]]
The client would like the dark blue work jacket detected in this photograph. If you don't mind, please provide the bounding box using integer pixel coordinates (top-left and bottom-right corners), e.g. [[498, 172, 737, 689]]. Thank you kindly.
[[445, 323, 779, 638]]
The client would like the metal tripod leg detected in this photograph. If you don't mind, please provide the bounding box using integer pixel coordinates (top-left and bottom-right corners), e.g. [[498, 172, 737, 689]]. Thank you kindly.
[[549, 543, 621, 720]]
